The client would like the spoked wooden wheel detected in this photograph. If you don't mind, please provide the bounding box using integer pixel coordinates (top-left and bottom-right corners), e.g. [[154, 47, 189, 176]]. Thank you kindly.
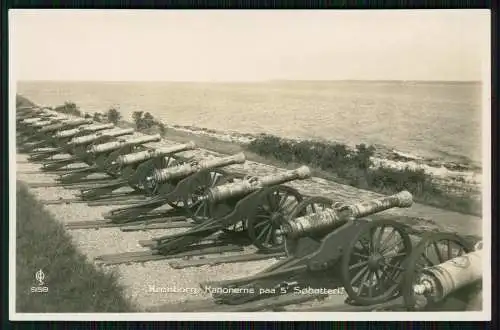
[[182, 169, 235, 224], [401, 232, 474, 310], [283, 196, 334, 257], [102, 146, 134, 174], [103, 151, 132, 176], [340, 219, 412, 306], [246, 185, 303, 253], [143, 158, 186, 210], [133, 156, 180, 195]]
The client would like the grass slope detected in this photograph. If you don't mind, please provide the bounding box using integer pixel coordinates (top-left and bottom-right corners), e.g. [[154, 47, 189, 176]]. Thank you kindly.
[[15, 181, 136, 313]]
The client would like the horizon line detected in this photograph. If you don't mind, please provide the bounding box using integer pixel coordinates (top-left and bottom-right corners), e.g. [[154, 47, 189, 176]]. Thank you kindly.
[[17, 79, 482, 84]]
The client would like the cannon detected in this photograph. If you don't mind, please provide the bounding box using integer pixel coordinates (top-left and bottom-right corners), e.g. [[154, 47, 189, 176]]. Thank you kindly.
[[199, 191, 417, 308], [95, 166, 311, 266], [16, 105, 40, 117], [53, 133, 163, 184], [82, 152, 248, 223], [285, 235, 481, 312], [34, 127, 135, 173], [73, 141, 198, 201], [17, 115, 69, 145], [28, 123, 116, 162], [23, 119, 100, 157], [36, 141, 197, 206], [63, 152, 248, 231], [16, 108, 58, 123], [399, 234, 480, 311], [18, 117, 92, 152], [18, 114, 69, 132]]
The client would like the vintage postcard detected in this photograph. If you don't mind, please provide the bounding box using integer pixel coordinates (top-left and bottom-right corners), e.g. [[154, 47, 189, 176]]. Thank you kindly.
[[9, 9, 491, 321]]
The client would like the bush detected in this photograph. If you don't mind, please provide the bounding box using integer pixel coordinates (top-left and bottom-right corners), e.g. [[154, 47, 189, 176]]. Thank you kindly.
[[133, 111, 155, 130], [142, 112, 155, 129], [245, 134, 479, 216], [93, 112, 103, 122], [132, 110, 166, 134], [132, 111, 144, 128], [157, 122, 167, 137], [54, 102, 82, 117], [107, 107, 121, 125]]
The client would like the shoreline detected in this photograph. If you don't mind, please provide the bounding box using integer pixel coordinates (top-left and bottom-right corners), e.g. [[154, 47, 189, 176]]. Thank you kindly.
[[170, 123, 481, 173], [164, 124, 483, 197]]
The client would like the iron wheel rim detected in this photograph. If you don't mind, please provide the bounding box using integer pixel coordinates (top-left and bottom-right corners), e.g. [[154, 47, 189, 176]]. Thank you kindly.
[[340, 219, 412, 306]]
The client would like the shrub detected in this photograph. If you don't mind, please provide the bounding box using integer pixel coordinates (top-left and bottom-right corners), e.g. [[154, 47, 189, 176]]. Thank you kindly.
[[132, 111, 164, 133], [93, 112, 103, 122], [107, 107, 121, 125], [244, 134, 479, 216], [157, 122, 167, 137], [132, 111, 144, 128], [132, 111, 154, 130], [54, 102, 82, 117]]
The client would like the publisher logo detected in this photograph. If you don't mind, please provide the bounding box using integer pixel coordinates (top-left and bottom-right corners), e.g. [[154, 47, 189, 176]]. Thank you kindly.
[[35, 269, 45, 286], [31, 269, 49, 293]]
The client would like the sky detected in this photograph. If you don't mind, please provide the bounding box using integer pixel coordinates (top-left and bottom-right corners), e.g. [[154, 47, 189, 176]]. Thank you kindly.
[[10, 9, 490, 82]]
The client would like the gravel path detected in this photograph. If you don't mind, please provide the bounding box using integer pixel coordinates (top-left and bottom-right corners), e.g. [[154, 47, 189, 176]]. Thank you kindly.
[[15, 137, 483, 311]]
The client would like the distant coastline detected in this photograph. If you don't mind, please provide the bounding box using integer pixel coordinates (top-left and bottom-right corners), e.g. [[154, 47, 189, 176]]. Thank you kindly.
[[18, 79, 482, 85]]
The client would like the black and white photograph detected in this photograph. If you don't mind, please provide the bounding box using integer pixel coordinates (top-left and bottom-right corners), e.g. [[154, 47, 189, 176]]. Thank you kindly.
[[9, 9, 491, 321]]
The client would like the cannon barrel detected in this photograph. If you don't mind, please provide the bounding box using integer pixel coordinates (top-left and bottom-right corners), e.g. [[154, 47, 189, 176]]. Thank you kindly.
[[27, 120, 57, 128], [114, 141, 196, 166], [411, 246, 482, 305], [31, 117, 67, 128], [146, 152, 246, 186], [55, 126, 92, 139], [18, 110, 57, 121], [17, 105, 38, 112], [280, 191, 413, 239], [40, 112, 61, 119], [17, 113, 40, 121], [204, 166, 311, 203], [87, 134, 162, 154], [38, 118, 93, 133], [21, 117, 45, 125], [21, 110, 62, 121], [54, 123, 115, 138], [18, 112, 53, 122], [68, 128, 135, 146]]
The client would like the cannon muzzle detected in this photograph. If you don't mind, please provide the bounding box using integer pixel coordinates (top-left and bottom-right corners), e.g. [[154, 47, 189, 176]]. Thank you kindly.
[[113, 141, 197, 167], [87, 134, 162, 154], [410, 248, 482, 306], [68, 128, 135, 146], [347, 190, 413, 218], [204, 165, 311, 203]]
